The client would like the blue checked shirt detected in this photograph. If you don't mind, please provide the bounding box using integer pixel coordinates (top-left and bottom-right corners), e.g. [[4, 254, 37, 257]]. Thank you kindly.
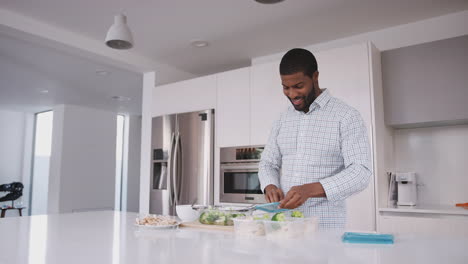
[[259, 89, 372, 229]]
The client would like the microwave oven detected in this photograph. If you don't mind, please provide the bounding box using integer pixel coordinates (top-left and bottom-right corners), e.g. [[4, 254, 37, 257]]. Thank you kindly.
[[219, 146, 266, 204]]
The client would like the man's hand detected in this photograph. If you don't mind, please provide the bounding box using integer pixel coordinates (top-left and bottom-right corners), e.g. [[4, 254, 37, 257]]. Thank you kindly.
[[279, 185, 309, 209], [264, 184, 284, 203], [279, 183, 326, 209]]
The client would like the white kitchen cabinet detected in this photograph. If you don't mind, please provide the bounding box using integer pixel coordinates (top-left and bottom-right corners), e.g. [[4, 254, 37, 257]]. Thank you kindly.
[[314, 43, 382, 232], [216, 67, 250, 147], [382, 35, 468, 127], [152, 74, 217, 117], [250, 60, 290, 145], [379, 213, 468, 236]]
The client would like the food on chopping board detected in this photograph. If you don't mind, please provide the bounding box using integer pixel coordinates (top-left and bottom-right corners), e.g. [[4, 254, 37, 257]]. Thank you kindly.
[[199, 209, 246, 226]]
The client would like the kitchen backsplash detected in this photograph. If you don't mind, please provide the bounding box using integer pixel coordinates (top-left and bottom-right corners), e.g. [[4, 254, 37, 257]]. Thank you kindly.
[[393, 124, 468, 205]]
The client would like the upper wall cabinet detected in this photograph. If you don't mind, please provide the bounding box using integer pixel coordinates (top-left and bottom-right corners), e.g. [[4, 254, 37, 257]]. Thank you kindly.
[[152, 74, 217, 117], [315, 43, 381, 232], [216, 67, 250, 147], [382, 35, 468, 127], [250, 60, 290, 145]]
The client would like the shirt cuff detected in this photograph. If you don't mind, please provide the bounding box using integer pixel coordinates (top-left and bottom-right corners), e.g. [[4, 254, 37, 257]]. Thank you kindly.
[[319, 177, 341, 202], [260, 179, 280, 194]]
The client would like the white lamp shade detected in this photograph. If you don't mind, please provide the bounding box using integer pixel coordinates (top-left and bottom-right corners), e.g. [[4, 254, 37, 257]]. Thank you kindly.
[[105, 14, 134, 50]]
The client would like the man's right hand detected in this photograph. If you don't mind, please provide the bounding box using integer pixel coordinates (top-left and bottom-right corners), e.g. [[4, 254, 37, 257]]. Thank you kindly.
[[264, 184, 284, 203]]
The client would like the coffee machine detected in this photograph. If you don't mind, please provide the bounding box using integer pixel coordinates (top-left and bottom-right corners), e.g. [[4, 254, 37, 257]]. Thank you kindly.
[[395, 172, 417, 206]]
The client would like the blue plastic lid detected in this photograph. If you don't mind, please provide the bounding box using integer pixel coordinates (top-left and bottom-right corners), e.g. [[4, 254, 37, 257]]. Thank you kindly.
[[255, 202, 290, 213], [342, 232, 394, 244]]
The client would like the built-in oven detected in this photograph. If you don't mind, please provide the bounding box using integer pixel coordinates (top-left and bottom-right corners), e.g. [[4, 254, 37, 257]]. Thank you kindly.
[[220, 146, 267, 204]]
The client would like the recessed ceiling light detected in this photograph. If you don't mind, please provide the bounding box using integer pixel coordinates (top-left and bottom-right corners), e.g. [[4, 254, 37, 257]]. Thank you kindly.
[[190, 40, 209, 48], [96, 70, 111, 76], [111, 95, 131, 102], [254, 0, 284, 4], [39, 89, 49, 94]]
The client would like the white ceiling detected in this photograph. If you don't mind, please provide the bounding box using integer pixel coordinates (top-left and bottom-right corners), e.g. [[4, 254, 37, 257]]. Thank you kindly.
[[2, 0, 468, 77], [0, 0, 467, 115], [0, 32, 142, 115]]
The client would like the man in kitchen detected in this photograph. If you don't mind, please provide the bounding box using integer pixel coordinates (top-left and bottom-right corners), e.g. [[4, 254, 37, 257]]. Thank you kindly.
[[258, 48, 372, 229]]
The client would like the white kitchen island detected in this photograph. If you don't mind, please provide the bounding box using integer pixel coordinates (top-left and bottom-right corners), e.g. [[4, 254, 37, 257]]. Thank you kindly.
[[0, 211, 466, 264]]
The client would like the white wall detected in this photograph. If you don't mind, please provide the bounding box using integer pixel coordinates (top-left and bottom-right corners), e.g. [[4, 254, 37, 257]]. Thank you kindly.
[[252, 10, 468, 64], [139, 72, 155, 214], [393, 125, 468, 206], [48, 104, 116, 213], [0, 110, 26, 210], [124, 114, 141, 212]]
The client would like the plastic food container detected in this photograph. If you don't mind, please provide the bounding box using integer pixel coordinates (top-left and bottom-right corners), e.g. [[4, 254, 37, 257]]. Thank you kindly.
[[232, 216, 266, 238], [263, 217, 314, 240], [303, 216, 319, 235], [198, 206, 253, 226]]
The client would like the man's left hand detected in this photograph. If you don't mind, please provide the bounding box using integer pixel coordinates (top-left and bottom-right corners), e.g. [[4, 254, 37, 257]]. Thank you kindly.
[[279, 185, 309, 209]]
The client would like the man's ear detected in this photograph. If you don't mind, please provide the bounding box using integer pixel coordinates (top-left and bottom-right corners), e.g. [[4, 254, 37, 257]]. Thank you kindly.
[[313, 71, 319, 81]]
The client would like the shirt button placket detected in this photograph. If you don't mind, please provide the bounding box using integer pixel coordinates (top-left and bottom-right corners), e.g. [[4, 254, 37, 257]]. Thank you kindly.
[[297, 114, 307, 161]]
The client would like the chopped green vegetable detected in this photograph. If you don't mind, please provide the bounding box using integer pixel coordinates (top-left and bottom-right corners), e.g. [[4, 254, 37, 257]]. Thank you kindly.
[[199, 212, 210, 224], [225, 213, 245, 225], [253, 213, 271, 220], [199, 210, 246, 225], [291, 211, 304, 218], [271, 212, 286, 221], [214, 215, 227, 225]]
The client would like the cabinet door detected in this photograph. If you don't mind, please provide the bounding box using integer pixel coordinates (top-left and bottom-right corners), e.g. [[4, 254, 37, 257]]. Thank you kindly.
[[379, 214, 468, 237], [250, 60, 290, 145], [382, 35, 468, 127], [217, 67, 250, 147], [315, 43, 376, 231], [152, 74, 217, 117]]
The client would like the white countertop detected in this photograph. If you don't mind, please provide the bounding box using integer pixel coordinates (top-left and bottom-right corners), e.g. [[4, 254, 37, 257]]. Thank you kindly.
[[0, 211, 467, 264]]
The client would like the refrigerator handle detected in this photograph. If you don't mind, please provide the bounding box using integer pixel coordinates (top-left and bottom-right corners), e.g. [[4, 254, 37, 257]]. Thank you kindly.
[[167, 132, 176, 206], [173, 132, 182, 205]]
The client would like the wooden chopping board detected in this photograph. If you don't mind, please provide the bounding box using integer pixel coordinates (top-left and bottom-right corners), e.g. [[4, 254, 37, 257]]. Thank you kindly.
[[179, 221, 234, 231]]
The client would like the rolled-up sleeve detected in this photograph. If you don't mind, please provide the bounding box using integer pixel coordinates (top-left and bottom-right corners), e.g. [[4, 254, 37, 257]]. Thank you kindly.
[[259, 118, 282, 193], [319, 109, 372, 202]]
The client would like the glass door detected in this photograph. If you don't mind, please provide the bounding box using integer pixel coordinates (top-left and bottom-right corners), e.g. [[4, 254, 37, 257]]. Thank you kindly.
[[30, 111, 53, 215]]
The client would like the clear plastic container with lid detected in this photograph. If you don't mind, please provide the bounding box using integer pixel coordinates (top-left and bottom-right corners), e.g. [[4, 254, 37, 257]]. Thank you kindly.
[[196, 206, 253, 226], [263, 217, 318, 240], [233, 212, 319, 239], [232, 214, 271, 238]]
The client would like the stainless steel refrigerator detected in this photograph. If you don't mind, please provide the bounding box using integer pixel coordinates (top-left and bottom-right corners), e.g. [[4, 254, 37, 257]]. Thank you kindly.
[[150, 109, 214, 215]]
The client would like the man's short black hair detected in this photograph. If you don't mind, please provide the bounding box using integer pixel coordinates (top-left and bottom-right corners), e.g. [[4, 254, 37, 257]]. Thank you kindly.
[[279, 48, 318, 78]]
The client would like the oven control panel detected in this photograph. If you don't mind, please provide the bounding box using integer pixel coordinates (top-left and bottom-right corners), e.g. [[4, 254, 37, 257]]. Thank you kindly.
[[221, 146, 264, 163]]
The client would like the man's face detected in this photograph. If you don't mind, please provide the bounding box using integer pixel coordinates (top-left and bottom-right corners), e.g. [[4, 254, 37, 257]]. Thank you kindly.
[[281, 71, 317, 113]]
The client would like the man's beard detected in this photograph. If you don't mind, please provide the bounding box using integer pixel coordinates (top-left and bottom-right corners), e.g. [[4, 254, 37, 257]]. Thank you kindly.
[[289, 83, 317, 112]]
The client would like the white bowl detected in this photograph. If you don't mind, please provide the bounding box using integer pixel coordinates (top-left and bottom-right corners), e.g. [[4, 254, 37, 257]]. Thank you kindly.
[[176, 205, 200, 222]]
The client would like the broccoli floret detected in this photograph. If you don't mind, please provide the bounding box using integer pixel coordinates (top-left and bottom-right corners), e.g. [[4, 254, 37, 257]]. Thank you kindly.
[[271, 212, 286, 221], [291, 211, 304, 218], [214, 215, 227, 225], [199, 210, 225, 225], [225, 213, 246, 225], [199, 212, 210, 224], [230, 213, 245, 218]]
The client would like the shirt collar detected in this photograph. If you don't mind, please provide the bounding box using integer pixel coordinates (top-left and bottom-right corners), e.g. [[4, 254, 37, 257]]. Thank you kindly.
[[289, 89, 332, 114], [312, 88, 332, 109]]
